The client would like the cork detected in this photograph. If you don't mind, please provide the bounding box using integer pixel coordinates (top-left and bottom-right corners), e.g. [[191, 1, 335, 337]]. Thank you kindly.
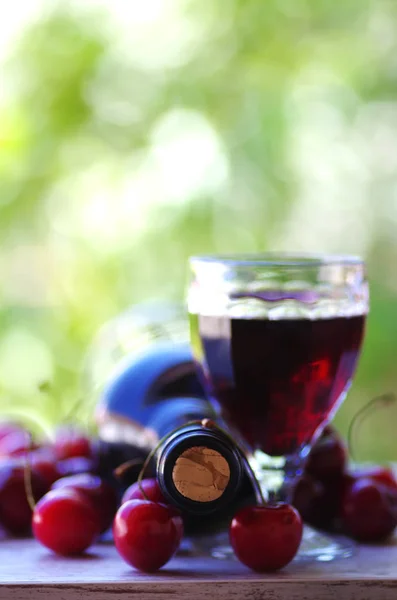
[[172, 446, 230, 502]]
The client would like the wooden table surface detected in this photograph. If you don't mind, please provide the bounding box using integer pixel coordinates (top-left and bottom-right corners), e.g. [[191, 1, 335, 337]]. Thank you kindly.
[[1, 536, 396, 600]]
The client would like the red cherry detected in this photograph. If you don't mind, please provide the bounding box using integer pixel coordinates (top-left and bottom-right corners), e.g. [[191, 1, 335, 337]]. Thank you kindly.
[[301, 473, 353, 531], [54, 426, 93, 460], [0, 460, 48, 534], [32, 488, 100, 555], [0, 430, 38, 458], [57, 456, 97, 477], [52, 474, 118, 533], [292, 473, 324, 523], [122, 478, 166, 505], [230, 504, 303, 572], [342, 478, 397, 542], [0, 423, 26, 442], [305, 428, 347, 482], [32, 445, 57, 461], [113, 500, 183, 572], [30, 448, 61, 488], [349, 466, 397, 494], [367, 469, 397, 492]]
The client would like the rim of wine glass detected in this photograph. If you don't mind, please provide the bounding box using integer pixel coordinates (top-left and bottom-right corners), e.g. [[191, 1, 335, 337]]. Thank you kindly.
[[189, 252, 365, 268]]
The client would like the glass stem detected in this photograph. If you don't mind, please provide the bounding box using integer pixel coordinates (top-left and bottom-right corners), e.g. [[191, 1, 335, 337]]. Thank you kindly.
[[251, 450, 304, 505]]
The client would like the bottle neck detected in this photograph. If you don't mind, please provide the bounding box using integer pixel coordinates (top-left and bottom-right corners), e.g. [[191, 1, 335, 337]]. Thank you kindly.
[[156, 424, 245, 515], [98, 397, 215, 451], [147, 398, 215, 441]]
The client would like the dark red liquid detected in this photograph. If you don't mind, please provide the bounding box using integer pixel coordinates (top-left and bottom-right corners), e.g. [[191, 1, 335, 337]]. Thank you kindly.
[[189, 314, 365, 456]]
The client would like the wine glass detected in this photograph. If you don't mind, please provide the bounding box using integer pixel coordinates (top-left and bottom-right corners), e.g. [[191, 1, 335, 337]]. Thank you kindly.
[[187, 253, 368, 561]]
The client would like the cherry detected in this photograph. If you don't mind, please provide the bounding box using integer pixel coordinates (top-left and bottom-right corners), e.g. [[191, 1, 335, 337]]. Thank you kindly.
[[0, 459, 48, 534], [305, 427, 347, 482], [31, 459, 60, 488], [292, 473, 324, 523], [309, 473, 354, 531], [349, 466, 397, 494], [321, 425, 335, 437], [230, 503, 303, 572], [113, 500, 183, 572], [32, 445, 57, 461], [122, 478, 166, 505], [0, 429, 38, 458], [293, 472, 354, 532], [30, 448, 61, 488], [54, 426, 93, 460], [57, 456, 97, 477], [33, 488, 100, 555], [342, 478, 397, 542], [367, 468, 397, 492], [0, 423, 26, 442], [52, 474, 118, 533]]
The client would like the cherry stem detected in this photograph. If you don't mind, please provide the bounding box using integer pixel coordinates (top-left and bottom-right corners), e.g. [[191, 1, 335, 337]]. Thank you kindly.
[[348, 393, 396, 462], [242, 454, 266, 506], [113, 458, 145, 480], [61, 398, 81, 423], [23, 432, 36, 512], [137, 452, 157, 501]]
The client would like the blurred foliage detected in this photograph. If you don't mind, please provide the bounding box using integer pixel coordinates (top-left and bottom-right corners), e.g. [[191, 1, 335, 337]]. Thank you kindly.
[[0, 0, 396, 458]]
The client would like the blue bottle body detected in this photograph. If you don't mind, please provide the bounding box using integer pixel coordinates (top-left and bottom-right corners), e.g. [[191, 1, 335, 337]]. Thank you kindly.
[[96, 340, 214, 449], [95, 340, 255, 535]]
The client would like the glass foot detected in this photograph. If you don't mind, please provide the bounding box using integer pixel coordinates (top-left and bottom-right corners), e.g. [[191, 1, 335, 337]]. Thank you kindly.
[[296, 524, 354, 563], [178, 532, 235, 559], [179, 525, 355, 562]]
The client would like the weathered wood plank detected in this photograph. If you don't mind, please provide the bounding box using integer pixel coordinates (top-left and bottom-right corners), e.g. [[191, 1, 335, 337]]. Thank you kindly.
[[0, 537, 396, 599]]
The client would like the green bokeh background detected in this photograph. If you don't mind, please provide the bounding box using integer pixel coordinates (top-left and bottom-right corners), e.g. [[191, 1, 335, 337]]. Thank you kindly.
[[0, 0, 396, 460]]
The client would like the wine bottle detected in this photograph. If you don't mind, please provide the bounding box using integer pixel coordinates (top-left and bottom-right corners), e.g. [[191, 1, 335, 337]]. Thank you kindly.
[[95, 341, 257, 532], [155, 421, 256, 533], [96, 340, 215, 483]]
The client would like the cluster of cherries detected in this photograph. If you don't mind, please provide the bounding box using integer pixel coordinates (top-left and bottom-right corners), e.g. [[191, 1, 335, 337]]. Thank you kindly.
[[0, 420, 396, 574], [0, 419, 303, 572], [293, 425, 397, 542]]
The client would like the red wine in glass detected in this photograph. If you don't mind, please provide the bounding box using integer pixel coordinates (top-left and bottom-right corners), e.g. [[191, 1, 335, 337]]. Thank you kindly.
[[188, 254, 368, 562], [189, 313, 365, 457]]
